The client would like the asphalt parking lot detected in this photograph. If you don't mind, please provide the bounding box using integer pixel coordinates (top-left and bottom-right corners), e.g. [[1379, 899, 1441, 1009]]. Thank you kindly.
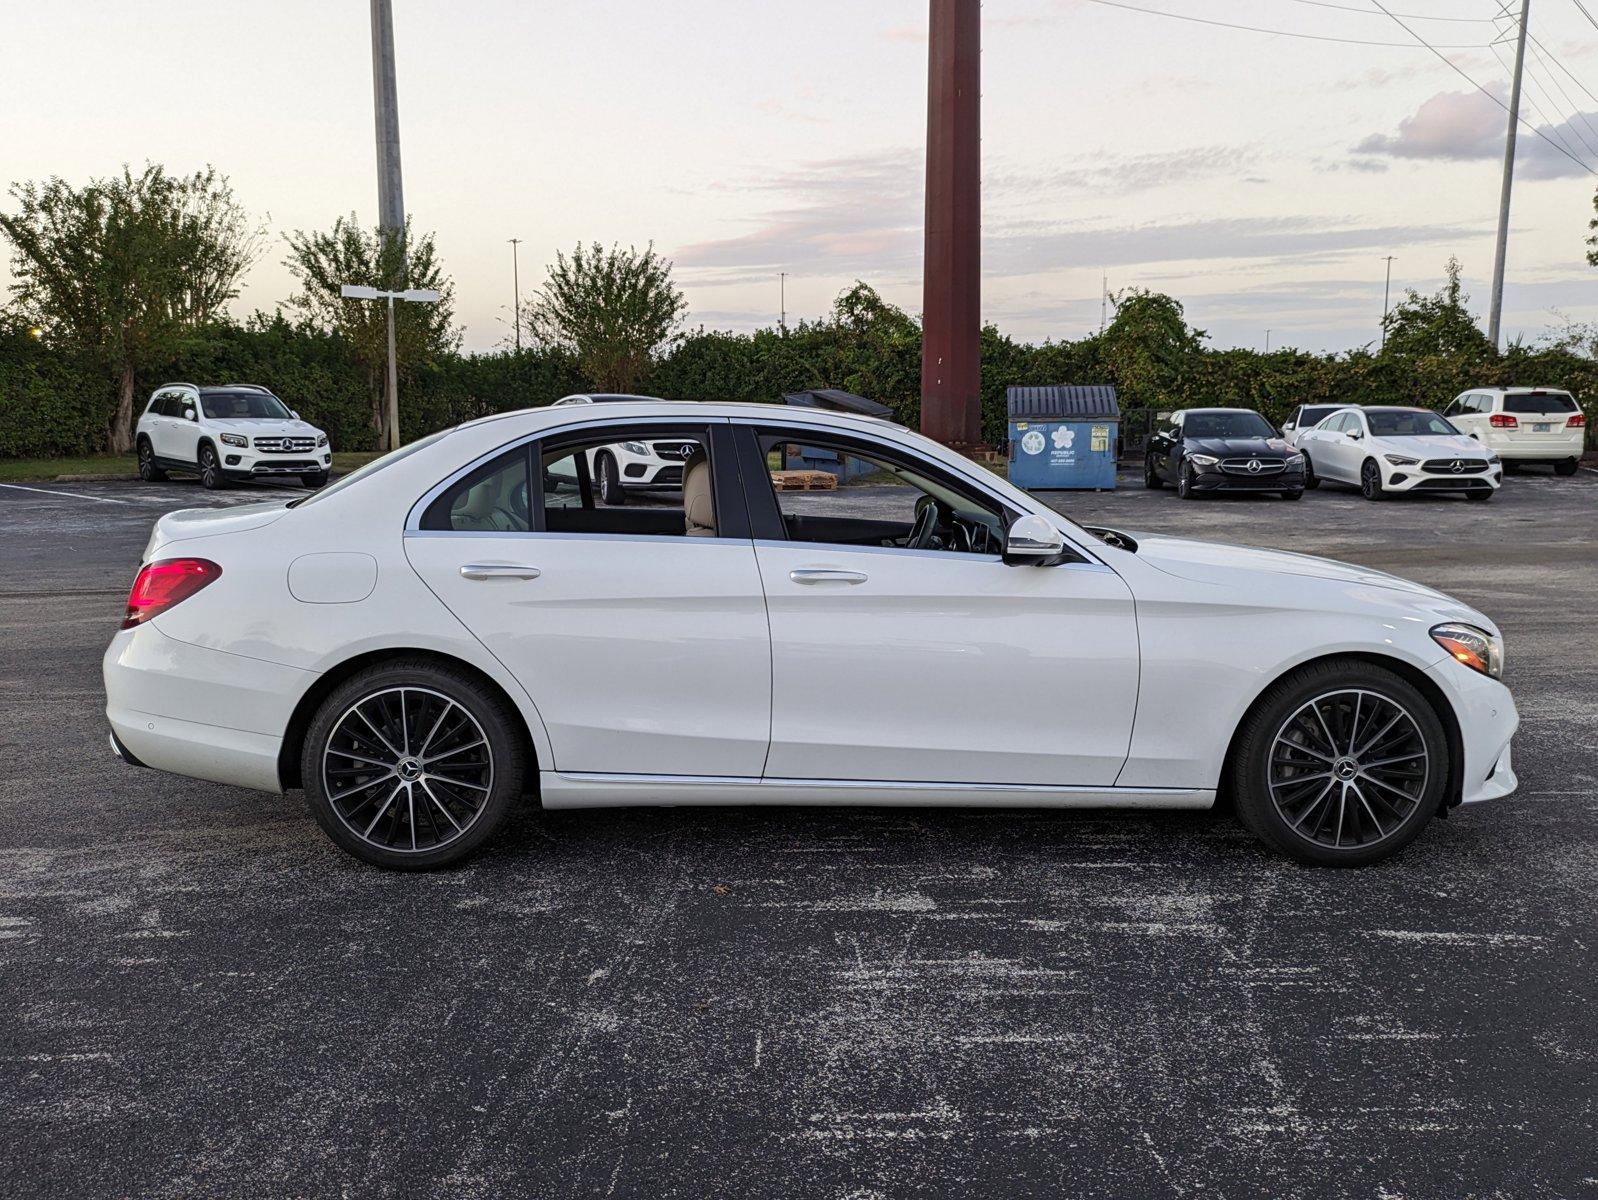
[[3, 466, 1596, 1198]]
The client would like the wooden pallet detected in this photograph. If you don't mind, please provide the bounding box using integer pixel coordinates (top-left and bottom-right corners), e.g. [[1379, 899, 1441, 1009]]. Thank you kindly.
[[769, 469, 838, 491]]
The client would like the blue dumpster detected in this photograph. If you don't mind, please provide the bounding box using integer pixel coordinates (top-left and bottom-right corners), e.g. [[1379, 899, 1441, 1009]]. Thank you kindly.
[[1006, 385, 1120, 491]]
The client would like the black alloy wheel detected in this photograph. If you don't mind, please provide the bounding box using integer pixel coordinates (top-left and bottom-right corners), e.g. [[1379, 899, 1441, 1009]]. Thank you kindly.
[[198, 443, 226, 490], [1360, 459, 1385, 501], [137, 438, 167, 482], [1144, 455, 1164, 489], [1302, 455, 1319, 490], [596, 452, 626, 506], [1177, 460, 1198, 500]]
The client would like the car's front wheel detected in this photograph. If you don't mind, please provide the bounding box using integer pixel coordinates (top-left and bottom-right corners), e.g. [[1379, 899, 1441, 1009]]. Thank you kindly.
[[1231, 659, 1449, 867], [1360, 459, 1385, 501], [1177, 461, 1199, 499], [595, 452, 626, 505], [198, 443, 226, 490], [1281, 488, 1303, 501], [136, 437, 167, 482], [1302, 455, 1319, 489], [301, 471, 329, 489], [301, 659, 528, 870], [1465, 487, 1494, 502]]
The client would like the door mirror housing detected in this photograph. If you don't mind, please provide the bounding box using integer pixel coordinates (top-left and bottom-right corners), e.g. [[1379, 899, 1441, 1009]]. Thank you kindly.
[[1003, 514, 1067, 565], [183, 407, 197, 422], [291, 410, 300, 419], [1347, 429, 1362, 440]]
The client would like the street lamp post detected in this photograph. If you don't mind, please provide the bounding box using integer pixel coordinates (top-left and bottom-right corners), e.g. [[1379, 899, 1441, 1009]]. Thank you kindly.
[[340, 284, 441, 450], [509, 238, 523, 352]]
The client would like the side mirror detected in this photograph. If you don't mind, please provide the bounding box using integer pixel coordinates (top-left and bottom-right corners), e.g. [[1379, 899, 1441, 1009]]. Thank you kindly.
[[183, 407, 197, 422], [1003, 514, 1067, 565], [1348, 429, 1363, 440], [1282, 422, 1295, 432], [290, 410, 300, 419]]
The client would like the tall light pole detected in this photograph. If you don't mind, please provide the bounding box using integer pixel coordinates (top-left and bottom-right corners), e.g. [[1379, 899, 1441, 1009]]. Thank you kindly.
[[1265, 329, 1272, 354], [1381, 255, 1396, 348], [341, 286, 440, 450], [1488, 0, 1530, 352], [509, 238, 523, 352], [780, 272, 787, 334], [370, 0, 405, 237]]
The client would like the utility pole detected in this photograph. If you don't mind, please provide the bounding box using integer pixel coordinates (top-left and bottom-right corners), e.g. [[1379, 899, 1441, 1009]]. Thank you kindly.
[[920, 0, 981, 449], [1488, 0, 1530, 352], [1381, 255, 1396, 348], [1265, 329, 1272, 354], [780, 272, 787, 334], [370, 0, 406, 448], [509, 238, 523, 352], [1100, 272, 1108, 335]]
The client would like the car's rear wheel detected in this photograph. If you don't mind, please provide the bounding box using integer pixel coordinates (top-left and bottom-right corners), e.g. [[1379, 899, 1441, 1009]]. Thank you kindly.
[[596, 452, 625, 505], [1302, 455, 1319, 489], [1231, 659, 1448, 867], [1554, 457, 1579, 477], [198, 443, 226, 490], [1177, 461, 1199, 499], [1360, 459, 1385, 501], [136, 437, 167, 482], [1143, 455, 1164, 489], [301, 660, 528, 870]]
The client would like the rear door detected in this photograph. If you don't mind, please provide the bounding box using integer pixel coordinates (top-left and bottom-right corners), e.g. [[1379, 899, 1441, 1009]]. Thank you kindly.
[[736, 422, 1139, 786], [402, 419, 773, 778]]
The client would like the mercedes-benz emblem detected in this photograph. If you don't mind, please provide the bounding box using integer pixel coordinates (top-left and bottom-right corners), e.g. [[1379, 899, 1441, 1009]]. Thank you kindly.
[[1247, 458, 1262, 474], [1450, 459, 1464, 473]]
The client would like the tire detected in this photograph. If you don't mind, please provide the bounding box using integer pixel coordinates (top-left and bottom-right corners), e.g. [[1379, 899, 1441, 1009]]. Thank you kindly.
[[1302, 455, 1319, 490], [1465, 487, 1494, 502], [1177, 460, 1199, 500], [300, 658, 528, 870], [301, 472, 330, 489], [1554, 457, 1579, 477], [1502, 460, 1521, 474], [1231, 658, 1449, 867], [1281, 488, 1303, 501], [198, 443, 226, 490], [136, 437, 167, 482], [1360, 459, 1385, 501], [595, 452, 625, 506], [1143, 455, 1164, 489]]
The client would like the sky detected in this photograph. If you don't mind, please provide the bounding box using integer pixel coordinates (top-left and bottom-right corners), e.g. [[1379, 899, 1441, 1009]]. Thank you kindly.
[[3, 0, 1597, 356]]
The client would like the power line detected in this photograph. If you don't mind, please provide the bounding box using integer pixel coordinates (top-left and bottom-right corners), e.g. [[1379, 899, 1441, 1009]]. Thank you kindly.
[[1570, 0, 1598, 33], [1371, 1, 1598, 175], [1275, 0, 1493, 21], [1490, 33, 1593, 166], [1489, 7, 1598, 166], [1082, 0, 1492, 46], [1522, 45, 1598, 162], [1526, 28, 1598, 110]]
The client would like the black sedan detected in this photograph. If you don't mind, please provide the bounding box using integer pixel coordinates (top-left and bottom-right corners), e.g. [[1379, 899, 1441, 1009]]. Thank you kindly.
[[1145, 408, 1306, 500]]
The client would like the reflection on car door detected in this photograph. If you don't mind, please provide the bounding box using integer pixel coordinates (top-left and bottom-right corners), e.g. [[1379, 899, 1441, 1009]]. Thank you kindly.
[[402, 421, 774, 778], [740, 424, 1140, 786]]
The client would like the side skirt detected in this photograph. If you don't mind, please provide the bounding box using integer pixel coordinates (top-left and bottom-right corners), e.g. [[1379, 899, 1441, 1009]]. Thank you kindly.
[[541, 772, 1215, 811]]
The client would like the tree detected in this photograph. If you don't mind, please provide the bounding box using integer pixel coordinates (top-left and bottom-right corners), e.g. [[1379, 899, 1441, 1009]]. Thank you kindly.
[[283, 215, 458, 446], [0, 164, 263, 452], [1100, 289, 1204, 409], [1587, 186, 1597, 268], [1380, 256, 1494, 361], [523, 242, 686, 392]]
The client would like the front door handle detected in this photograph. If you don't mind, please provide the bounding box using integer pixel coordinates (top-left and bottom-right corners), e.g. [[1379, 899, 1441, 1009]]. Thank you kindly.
[[790, 568, 867, 585], [460, 563, 542, 581]]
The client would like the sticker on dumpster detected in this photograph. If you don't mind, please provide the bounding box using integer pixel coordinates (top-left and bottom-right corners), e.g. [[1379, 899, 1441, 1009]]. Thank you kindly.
[[1021, 430, 1046, 455], [1091, 424, 1110, 452], [1052, 427, 1075, 450]]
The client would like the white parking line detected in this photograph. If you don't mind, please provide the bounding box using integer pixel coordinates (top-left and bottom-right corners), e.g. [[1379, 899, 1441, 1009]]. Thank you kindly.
[[0, 482, 132, 505]]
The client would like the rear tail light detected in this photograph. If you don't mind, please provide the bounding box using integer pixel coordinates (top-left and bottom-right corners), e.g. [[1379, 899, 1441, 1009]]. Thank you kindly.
[[1569, 413, 1586, 429], [122, 558, 222, 629], [1489, 413, 1518, 428]]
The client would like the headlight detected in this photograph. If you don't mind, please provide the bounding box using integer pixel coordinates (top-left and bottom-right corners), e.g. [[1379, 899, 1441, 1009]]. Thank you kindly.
[[219, 433, 248, 447], [1187, 454, 1218, 466], [1285, 453, 1304, 466], [1431, 622, 1503, 679], [621, 441, 649, 456], [1383, 453, 1419, 466], [317, 434, 329, 448], [1486, 452, 1499, 464]]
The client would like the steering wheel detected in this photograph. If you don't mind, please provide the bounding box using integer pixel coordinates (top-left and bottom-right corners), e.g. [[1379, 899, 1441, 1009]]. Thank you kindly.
[[908, 495, 942, 550]]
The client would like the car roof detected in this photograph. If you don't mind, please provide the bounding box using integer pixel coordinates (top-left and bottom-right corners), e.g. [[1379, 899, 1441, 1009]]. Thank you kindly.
[[1477, 386, 1571, 395], [460, 400, 902, 432], [1177, 407, 1259, 416]]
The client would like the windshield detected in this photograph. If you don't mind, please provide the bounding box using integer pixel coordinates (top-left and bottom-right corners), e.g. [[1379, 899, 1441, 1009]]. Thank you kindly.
[[1367, 410, 1459, 437], [1503, 391, 1577, 414], [201, 391, 293, 420], [1184, 411, 1275, 439], [290, 428, 454, 509]]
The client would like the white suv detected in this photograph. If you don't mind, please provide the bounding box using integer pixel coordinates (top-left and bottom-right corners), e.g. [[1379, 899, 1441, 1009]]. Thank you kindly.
[[548, 393, 689, 503], [136, 384, 333, 490], [1443, 388, 1586, 476]]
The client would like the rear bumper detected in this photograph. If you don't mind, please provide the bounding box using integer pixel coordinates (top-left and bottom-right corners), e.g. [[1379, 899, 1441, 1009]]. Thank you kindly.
[[103, 624, 311, 794], [1477, 431, 1582, 460]]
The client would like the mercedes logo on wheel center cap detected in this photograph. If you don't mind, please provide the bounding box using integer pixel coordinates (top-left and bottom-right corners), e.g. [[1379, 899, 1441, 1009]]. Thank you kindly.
[[1333, 757, 1359, 781], [398, 758, 423, 781]]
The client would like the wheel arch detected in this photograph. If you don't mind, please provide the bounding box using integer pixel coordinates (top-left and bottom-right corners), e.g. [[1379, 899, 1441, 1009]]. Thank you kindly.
[[276, 647, 541, 792], [1216, 650, 1465, 814]]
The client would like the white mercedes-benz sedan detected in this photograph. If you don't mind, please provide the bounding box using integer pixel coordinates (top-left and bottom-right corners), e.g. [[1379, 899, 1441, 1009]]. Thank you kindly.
[[103, 401, 1518, 869]]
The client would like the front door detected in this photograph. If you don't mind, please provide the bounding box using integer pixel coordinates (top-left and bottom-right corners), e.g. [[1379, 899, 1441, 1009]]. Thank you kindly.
[[403, 421, 772, 777], [739, 424, 1140, 786]]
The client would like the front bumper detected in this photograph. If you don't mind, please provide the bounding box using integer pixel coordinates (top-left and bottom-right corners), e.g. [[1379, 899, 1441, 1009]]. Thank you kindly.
[[1380, 462, 1501, 493], [103, 623, 312, 794], [1189, 462, 1305, 491], [220, 446, 332, 479], [1426, 656, 1518, 805]]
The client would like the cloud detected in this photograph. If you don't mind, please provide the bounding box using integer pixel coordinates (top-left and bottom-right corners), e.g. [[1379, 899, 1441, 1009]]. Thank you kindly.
[[1353, 88, 1597, 179]]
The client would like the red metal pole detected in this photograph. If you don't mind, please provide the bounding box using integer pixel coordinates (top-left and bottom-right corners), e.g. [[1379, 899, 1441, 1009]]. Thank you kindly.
[[921, 0, 981, 449]]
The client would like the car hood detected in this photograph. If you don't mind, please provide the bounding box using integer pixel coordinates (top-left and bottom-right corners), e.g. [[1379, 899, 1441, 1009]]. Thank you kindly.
[[1371, 434, 1487, 459], [207, 418, 323, 438], [142, 501, 291, 562], [1184, 436, 1293, 458]]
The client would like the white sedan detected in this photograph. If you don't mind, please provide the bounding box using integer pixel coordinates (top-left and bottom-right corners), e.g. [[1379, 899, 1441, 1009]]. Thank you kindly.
[[1296, 406, 1502, 501], [103, 401, 1518, 869]]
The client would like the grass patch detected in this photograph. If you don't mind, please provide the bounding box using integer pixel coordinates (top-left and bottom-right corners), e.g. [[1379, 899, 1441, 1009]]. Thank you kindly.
[[0, 450, 384, 483]]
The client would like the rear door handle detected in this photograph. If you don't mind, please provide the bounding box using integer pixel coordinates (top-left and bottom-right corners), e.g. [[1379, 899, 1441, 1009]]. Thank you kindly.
[[790, 568, 867, 585], [460, 563, 542, 581]]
